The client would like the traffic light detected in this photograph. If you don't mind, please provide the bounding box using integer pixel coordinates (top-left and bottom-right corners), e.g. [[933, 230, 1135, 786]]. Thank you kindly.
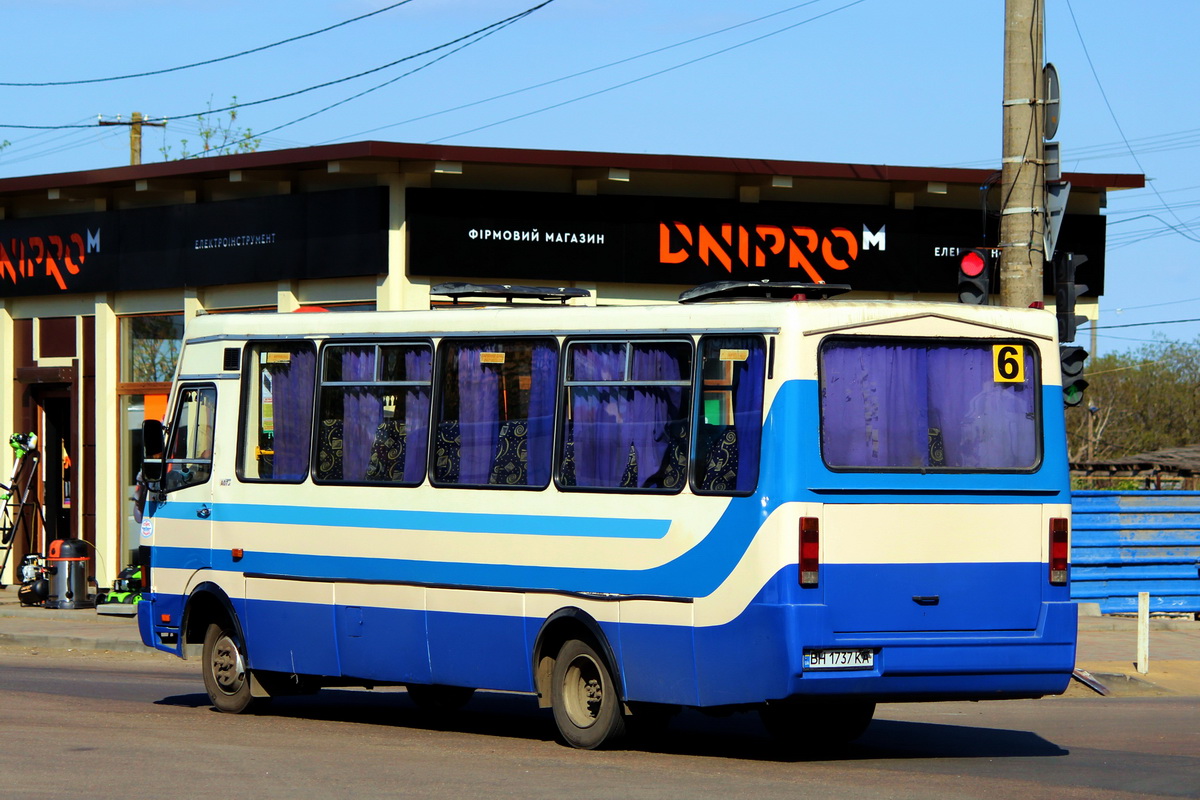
[[1060, 345, 1089, 407], [957, 248, 990, 305], [1054, 252, 1089, 342]]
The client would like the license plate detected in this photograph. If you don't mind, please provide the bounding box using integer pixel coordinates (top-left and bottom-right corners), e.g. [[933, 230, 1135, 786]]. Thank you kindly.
[[803, 648, 875, 671]]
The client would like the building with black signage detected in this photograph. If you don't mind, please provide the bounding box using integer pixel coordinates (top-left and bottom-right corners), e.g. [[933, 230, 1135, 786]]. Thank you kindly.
[[0, 141, 1141, 587]]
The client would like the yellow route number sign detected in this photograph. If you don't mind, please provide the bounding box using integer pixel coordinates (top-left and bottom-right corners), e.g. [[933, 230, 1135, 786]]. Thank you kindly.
[[993, 344, 1025, 383]]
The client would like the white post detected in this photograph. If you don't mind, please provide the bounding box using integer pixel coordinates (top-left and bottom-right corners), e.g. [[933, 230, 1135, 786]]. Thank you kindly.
[[1136, 591, 1150, 674]]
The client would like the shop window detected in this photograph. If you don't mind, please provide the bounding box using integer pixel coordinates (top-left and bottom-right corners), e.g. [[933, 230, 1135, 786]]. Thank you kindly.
[[122, 314, 184, 383]]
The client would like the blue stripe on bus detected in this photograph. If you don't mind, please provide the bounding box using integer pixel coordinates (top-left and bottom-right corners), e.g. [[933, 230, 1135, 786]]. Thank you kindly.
[[149, 485, 770, 598], [149, 503, 672, 539]]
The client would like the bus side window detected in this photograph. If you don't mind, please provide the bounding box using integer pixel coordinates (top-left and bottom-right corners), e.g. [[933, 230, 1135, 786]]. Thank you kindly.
[[559, 339, 692, 493], [315, 342, 433, 486], [432, 338, 558, 489], [693, 336, 766, 494], [163, 385, 216, 492], [238, 343, 316, 483]]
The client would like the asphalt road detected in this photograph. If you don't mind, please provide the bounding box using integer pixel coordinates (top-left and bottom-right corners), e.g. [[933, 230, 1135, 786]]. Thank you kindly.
[[2, 647, 1197, 800]]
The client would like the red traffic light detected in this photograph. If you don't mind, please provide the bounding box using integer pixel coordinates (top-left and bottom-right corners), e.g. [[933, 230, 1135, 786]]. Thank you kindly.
[[960, 249, 987, 278], [957, 248, 991, 305]]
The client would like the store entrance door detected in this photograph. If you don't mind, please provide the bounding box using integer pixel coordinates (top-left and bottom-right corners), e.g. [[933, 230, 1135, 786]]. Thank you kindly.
[[35, 392, 73, 544]]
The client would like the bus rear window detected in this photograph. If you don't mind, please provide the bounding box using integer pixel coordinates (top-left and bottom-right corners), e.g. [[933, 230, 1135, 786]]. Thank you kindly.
[[819, 338, 1040, 471]]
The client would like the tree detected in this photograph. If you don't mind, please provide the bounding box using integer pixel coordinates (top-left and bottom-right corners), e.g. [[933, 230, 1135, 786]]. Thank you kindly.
[[1065, 337, 1200, 462], [160, 96, 261, 160]]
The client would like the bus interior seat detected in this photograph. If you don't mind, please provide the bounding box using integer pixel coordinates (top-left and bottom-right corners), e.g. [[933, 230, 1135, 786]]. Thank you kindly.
[[366, 418, 408, 482], [316, 418, 345, 480]]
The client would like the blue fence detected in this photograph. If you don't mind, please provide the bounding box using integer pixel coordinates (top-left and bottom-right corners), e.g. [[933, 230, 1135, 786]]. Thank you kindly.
[[1071, 491, 1200, 614]]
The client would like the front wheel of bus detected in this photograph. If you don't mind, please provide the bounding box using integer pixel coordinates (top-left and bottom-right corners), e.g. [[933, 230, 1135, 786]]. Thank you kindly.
[[551, 638, 626, 749], [202, 621, 259, 714]]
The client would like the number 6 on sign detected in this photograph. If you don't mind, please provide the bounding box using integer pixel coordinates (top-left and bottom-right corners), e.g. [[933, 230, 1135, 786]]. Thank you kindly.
[[993, 344, 1025, 383]]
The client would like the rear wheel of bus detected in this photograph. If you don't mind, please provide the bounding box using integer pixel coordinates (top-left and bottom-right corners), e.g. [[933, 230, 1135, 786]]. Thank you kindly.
[[551, 638, 626, 749], [201, 621, 261, 714]]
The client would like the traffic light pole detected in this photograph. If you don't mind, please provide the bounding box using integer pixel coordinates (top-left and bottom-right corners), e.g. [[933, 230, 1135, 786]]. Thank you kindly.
[[998, 0, 1046, 309]]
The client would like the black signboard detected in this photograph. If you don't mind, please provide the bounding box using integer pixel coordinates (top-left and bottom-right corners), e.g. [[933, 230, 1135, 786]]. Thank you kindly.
[[0, 186, 388, 297], [407, 188, 1105, 296]]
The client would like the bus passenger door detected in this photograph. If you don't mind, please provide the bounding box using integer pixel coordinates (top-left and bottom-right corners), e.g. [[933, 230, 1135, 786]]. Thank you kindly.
[[146, 384, 218, 639]]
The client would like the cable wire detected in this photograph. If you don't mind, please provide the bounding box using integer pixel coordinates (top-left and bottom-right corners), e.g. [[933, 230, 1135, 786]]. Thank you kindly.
[[1064, 0, 1196, 241], [326, 0, 834, 143], [0, 0, 558, 133], [427, 0, 868, 144], [178, 2, 552, 155], [0, 1, 418, 87]]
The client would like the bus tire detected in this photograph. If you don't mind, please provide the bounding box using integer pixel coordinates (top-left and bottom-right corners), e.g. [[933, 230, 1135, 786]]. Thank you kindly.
[[406, 684, 476, 711], [202, 621, 260, 714], [551, 638, 626, 749], [759, 698, 875, 750]]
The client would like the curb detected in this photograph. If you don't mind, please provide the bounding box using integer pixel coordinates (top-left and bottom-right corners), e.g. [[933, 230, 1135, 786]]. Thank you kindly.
[[0, 631, 149, 654]]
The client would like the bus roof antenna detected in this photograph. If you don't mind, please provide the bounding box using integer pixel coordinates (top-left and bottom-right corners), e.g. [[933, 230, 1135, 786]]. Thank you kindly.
[[431, 282, 592, 306], [678, 281, 851, 303]]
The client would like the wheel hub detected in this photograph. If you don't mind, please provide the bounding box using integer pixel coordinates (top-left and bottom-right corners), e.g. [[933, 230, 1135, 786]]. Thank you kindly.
[[563, 654, 604, 728], [212, 633, 246, 695]]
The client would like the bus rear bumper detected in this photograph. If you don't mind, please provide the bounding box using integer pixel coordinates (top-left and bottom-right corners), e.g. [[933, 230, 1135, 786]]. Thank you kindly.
[[778, 600, 1078, 701]]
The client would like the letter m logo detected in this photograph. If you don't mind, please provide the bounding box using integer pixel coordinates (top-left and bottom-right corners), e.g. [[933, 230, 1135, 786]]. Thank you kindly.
[[86, 229, 101, 254], [862, 225, 886, 251]]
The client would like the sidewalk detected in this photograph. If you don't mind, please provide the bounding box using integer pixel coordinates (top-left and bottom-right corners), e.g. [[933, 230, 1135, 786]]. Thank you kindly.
[[1, 586, 1197, 696]]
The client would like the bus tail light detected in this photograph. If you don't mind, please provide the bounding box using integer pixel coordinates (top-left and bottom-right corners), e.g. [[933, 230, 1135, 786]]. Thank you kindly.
[[799, 517, 820, 587], [1049, 517, 1069, 585]]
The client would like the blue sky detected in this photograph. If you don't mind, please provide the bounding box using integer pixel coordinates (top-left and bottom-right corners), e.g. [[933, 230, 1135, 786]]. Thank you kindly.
[[2, 0, 1197, 354]]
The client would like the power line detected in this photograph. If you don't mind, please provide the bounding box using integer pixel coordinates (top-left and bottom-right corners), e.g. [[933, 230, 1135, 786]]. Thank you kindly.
[[191, 11, 535, 156], [1088, 317, 1200, 330], [0, 1, 418, 87], [327, 0, 834, 143], [428, 0, 869, 144], [1064, 0, 1194, 237], [1105, 295, 1200, 313], [1104, 213, 1200, 248], [0, 0, 558, 133]]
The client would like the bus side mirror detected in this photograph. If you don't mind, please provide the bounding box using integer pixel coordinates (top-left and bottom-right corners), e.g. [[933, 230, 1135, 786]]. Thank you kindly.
[[142, 419, 165, 484]]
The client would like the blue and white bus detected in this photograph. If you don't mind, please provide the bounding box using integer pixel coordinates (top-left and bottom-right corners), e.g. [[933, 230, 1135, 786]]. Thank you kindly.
[[137, 282, 1076, 750]]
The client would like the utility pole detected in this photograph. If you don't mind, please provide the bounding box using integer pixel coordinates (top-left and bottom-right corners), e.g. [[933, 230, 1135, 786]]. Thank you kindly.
[[98, 112, 166, 166], [999, 0, 1046, 308]]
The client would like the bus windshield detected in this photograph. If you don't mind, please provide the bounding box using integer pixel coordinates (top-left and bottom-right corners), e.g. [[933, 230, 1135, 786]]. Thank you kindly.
[[819, 338, 1040, 471]]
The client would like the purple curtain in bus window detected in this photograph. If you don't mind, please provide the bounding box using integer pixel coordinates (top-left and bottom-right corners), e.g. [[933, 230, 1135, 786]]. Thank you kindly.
[[526, 343, 558, 486], [820, 344, 929, 468], [402, 348, 432, 484], [629, 345, 685, 485], [569, 345, 627, 487], [569, 343, 687, 489], [457, 346, 501, 484], [272, 348, 316, 480], [822, 343, 1038, 470], [927, 346, 1036, 468], [341, 348, 382, 481], [732, 341, 766, 490]]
